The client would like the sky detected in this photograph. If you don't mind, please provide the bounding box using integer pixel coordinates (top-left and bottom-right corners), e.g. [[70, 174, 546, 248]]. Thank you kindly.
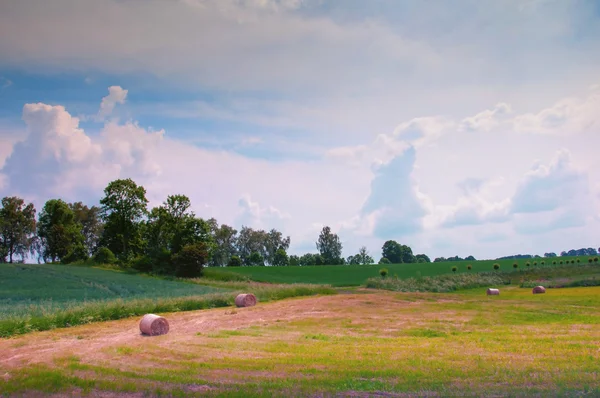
[[1, 0, 599, 260]]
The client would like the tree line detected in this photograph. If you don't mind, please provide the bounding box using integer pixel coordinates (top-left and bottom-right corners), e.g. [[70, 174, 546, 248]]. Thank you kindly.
[[0, 178, 433, 277]]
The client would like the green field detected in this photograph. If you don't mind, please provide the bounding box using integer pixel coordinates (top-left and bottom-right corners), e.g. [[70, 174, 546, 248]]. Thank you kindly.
[[210, 256, 591, 286], [0, 263, 223, 319], [2, 286, 599, 396]]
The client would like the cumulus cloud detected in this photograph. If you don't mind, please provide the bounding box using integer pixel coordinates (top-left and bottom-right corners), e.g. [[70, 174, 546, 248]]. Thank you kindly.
[[235, 193, 291, 230], [459, 102, 513, 132], [97, 86, 128, 120]]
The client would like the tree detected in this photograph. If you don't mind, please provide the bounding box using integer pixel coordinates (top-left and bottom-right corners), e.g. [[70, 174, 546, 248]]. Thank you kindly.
[[249, 251, 264, 266], [0, 197, 37, 263], [299, 253, 316, 266], [172, 242, 209, 278], [272, 248, 289, 266], [316, 226, 343, 265], [289, 254, 299, 266], [69, 202, 103, 256], [228, 255, 242, 267], [379, 257, 391, 264], [357, 246, 374, 265], [264, 228, 291, 265], [236, 226, 266, 265], [207, 218, 238, 267], [382, 240, 402, 263], [415, 254, 431, 263], [37, 199, 86, 263], [99, 179, 148, 261]]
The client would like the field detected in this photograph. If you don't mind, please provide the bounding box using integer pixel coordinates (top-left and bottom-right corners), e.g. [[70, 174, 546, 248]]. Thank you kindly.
[[0, 263, 335, 338], [1, 286, 599, 396], [209, 256, 591, 286]]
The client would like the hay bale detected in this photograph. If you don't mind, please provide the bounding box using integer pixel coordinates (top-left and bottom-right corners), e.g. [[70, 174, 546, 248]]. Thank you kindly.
[[139, 314, 169, 336], [532, 286, 546, 294], [235, 293, 257, 308], [486, 288, 500, 295]]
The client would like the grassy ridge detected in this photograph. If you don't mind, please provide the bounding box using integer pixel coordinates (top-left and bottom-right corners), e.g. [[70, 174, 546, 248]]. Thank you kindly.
[[207, 256, 593, 286]]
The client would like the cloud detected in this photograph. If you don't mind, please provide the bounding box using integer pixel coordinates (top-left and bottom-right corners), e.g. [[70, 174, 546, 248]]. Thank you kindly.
[[97, 86, 128, 120], [0, 77, 12, 89], [235, 193, 291, 230], [459, 102, 513, 132]]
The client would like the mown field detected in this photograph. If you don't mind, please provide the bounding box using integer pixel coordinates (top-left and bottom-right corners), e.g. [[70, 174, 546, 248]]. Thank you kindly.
[[1, 285, 599, 396], [210, 256, 593, 286]]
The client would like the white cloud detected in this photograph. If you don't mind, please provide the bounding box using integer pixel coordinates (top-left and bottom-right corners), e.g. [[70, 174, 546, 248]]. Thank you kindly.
[[235, 193, 291, 230], [1, 77, 12, 89], [97, 86, 128, 120]]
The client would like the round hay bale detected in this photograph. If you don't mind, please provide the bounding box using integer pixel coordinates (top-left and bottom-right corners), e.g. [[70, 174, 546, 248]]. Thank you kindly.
[[532, 286, 546, 294], [235, 293, 257, 308], [139, 314, 169, 336], [486, 288, 500, 296]]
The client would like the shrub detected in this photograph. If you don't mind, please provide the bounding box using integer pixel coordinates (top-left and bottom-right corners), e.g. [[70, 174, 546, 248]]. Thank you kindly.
[[130, 255, 154, 273], [553, 261, 557, 265], [571, 260, 575, 264], [172, 242, 209, 278], [560, 260, 564, 264], [451, 266, 457, 273], [62, 244, 88, 264], [576, 259, 580, 263], [513, 263, 519, 269], [467, 264, 472, 270], [379, 268, 388, 278], [524, 262, 529, 267], [595, 257, 599, 263], [533, 261, 537, 266], [379, 257, 391, 265], [227, 255, 242, 267], [541, 261, 545, 265], [93, 247, 117, 265], [493, 263, 500, 270], [589, 258, 593, 263]]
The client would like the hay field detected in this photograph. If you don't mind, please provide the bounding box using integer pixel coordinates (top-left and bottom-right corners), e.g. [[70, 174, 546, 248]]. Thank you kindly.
[[208, 256, 591, 286], [2, 286, 599, 397]]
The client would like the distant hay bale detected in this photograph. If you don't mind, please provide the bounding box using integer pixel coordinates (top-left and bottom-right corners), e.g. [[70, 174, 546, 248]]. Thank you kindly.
[[532, 286, 546, 294], [235, 293, 257, 308], [486, 288, 500, 295], [139, 314, 170, 336]]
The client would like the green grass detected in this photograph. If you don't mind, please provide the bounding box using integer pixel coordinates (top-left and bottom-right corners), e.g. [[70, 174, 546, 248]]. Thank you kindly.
[[3, 286, 599, 396], [205, 256, 591, 286]]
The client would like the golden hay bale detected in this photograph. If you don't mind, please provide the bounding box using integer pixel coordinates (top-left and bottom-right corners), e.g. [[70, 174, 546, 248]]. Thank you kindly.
[[235, 293, 257, 308], [532, 286, 546, 294], [139, 314, 169, 336], [486, 288, 500, 295]]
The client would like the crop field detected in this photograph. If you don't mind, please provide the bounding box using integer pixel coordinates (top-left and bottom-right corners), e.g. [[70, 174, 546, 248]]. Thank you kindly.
[[0, 263, 224, 319], [210, 256, 592, 286], [1, 285, 599, 397]]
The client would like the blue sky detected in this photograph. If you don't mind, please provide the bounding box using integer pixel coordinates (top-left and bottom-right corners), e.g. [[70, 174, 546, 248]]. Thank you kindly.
[[0, 0, 599, 260]]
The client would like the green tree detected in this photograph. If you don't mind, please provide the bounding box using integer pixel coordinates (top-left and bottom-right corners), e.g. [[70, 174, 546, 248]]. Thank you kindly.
[[316, 226, 343, 265], [264, 228, 291, 265], [227, 255, 242, 267], [37, 199, 85, 263], [272, 248, 289, 266], [207, 218, 238, 267], [415, 254, 431, 263], [0, 197, 37, 263], [379, 257, 391, 264], [382, 240, 402, 263], [172, 242, 209, 278], [357, 246, 374, 265], [249, 251, 264, 266], [69, 202, 103, 256], [99, 179, 149, 262]]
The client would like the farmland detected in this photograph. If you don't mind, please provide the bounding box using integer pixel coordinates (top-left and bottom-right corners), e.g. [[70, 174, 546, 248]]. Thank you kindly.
[[1, 285, 599, 396], [208, 256, 593, 286]]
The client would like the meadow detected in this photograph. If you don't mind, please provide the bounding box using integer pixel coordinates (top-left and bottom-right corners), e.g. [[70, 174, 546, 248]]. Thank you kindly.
[[1, 286, 599, 396], [208, 256, 593, 286]]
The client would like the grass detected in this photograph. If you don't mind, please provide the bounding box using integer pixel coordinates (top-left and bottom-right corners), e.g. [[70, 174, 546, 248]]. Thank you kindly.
[[0, 263, 336, 338], [205, 256, 590, 286], [2, 286, 599, 396]]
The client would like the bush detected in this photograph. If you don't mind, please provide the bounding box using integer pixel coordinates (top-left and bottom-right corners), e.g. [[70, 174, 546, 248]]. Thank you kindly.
[[451, 266, 457, 273], [541, 261, 545, 265], [553, 261, 557, 265], [589, 258, 593, 263], [524, 262, 529, 267], [62, 244, 89, 264], [533, 261, 537, 266], [513, 263, 519, 269], [130, 255, 154, 273], [379, 268, 388, 278], [379, 257, 391, 265], [576, 259, 580, 263], [227, 255, 242, 267], [560, 260, 564, 264], [595, 257, 599, 263], [493, 263, 500, 270], [467, 264, 472, 270], [172, 242, 209, 278], [93, 247, 117, 265]]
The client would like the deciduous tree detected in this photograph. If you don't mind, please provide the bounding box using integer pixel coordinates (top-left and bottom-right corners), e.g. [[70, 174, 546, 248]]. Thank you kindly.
[[0, 196, 36, 263]]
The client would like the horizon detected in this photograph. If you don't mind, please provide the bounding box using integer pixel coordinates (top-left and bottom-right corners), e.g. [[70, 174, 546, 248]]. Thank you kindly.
[[1, 0, 599, 260]]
